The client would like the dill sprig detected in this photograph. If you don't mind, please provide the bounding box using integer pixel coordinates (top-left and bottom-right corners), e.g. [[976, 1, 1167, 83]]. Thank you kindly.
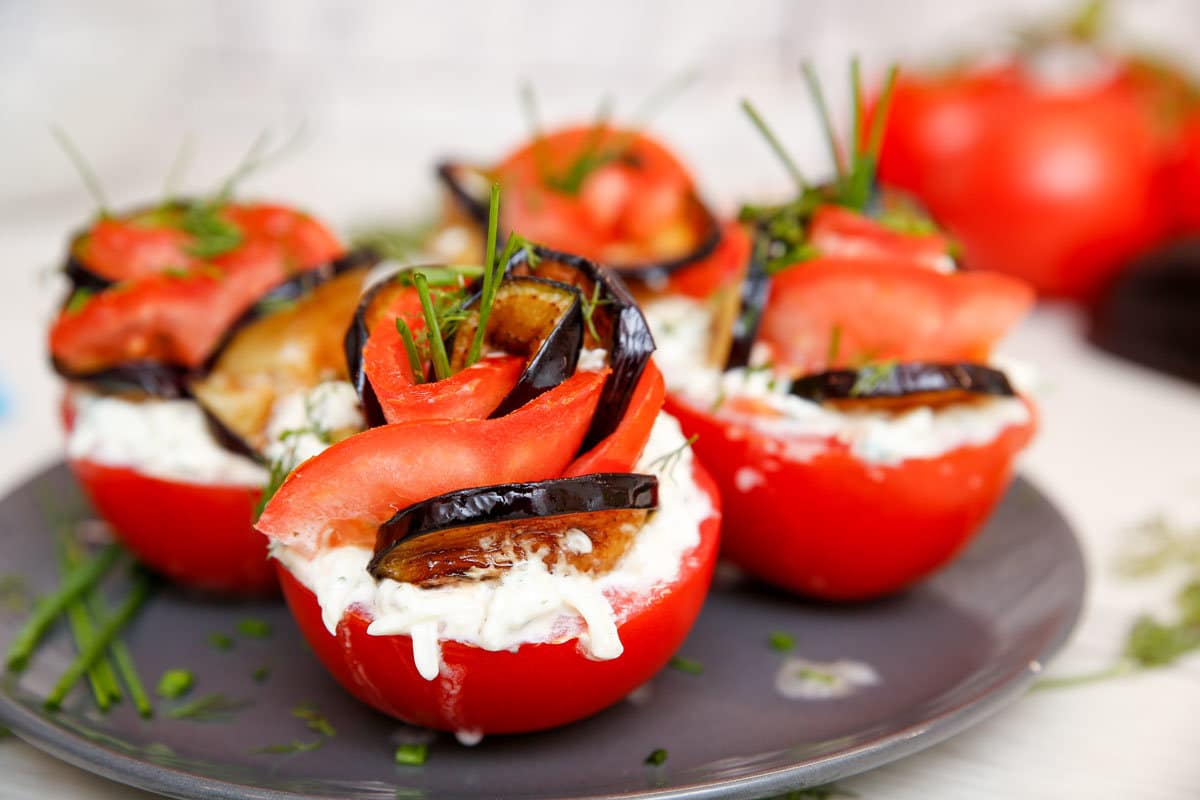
[[580, 282, 612, 342], [647, 434, 698, 476]]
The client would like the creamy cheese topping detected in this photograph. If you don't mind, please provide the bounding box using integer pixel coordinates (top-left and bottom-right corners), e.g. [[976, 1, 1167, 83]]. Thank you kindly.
[[643, 294, 1032, 466], [66, 381, 363, 487], [272, 411, 711, 682]]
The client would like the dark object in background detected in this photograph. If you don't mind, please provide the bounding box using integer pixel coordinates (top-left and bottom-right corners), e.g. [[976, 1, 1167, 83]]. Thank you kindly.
[[1090, 238, 1200, 385]]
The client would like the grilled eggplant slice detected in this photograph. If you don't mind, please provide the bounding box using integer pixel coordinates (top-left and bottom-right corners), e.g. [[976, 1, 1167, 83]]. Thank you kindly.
[[436, 160, 723, 284], [722, 233, 771, 370], [789, 362, 1016, 411], [369, 473, 658, 585], [188, 267, 370, 457], [450, 277, 584, 418], [505, 245, 656, 449]]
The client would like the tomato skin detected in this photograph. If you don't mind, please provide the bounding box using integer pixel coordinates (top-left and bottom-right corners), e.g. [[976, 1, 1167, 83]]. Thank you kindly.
[[68, 459, 274, 595], [1169, 113, 1200, 234], [664, 221, 752, 299], [880, 66, 1170, 300], [665, 395, 1035, 600], [565, 362, 664, 476], [760, 258, 1034, 373], [257, 371, 608, 556], [276, 460, 720, 734]]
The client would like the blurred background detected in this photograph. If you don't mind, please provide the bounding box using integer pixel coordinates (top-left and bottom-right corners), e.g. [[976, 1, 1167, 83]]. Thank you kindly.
[[2, 1, 1199, 797]]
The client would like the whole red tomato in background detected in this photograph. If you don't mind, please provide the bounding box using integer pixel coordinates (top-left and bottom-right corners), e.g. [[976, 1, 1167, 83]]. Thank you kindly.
[[879, 57, 1194, 301]]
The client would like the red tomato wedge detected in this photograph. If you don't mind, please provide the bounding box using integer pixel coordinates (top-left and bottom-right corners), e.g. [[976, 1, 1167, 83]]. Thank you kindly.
[[256, 370, 608, 556], [493, 126, 703, 266], [360, 284, 524, 423], [665, 220, 752, 299], [73, 202, 342, 284], [808, 205, 951, 269], [565, 361, 664, 476], [276, 458, 721, 734], [759, 258, 1034, 373]]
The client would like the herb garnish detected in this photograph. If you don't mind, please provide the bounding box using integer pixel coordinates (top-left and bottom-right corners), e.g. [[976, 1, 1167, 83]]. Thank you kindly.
[[65, 288, 94, 315], [850, 361, 898, 396], [394, 742, 429, 766], [350, 219, 434, 263], [254, 703, 335, 755], [466, 184, 505, 366], [647, 434, 699, 476], [237, 618, 272, 639], [51, 126, 111, 215], [825, 324, 843, 367], [0, 576, 28, 614], [252, 666, 270, 683], [167, 693, 252, 722], [292, 703, 335, 738], [645, 748, 668, 766], [668, 655, 704, 675], [580, 282, 612, 342], [156, 668, 194, 699], [207, 632, 234, 652], [769, 631, 796, 653]]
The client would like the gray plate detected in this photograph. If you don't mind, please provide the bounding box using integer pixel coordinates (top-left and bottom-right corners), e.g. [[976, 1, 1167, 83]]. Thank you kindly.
[[0, 464, 1084, 800]]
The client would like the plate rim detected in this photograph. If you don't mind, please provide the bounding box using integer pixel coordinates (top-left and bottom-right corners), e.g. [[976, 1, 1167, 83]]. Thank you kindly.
[[0, 466, 1086, 800]]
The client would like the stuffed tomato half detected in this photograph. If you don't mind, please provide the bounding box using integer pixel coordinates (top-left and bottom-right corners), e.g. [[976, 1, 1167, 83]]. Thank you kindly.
[[433, 110, 749, 298], [54, 191, 375, 594], [643, 67, 1038, 601], [257, 213, 720, 736]]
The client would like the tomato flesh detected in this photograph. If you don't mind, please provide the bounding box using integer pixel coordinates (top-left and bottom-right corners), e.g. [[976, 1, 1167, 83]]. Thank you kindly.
[[665, 394, 1034, 599], [257, 371, 608, 556], [276, 459, 720, 734], [565, 362, 664, 476], [69, 458, 273, 595]]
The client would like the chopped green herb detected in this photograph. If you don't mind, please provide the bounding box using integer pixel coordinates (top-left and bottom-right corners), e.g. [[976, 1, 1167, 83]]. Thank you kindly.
[[580, 282, 611, 342], [795, 666, 838, 686], [292, 703, 335, 738], [668, 655, 704, 675], [394, 742, 429, 766], [181, 202, 243, 259], [167, 693, 252, 722], [644, 748, 668, 766], [850, 361, 898, 396], [207, 632, 234, 651], [65, 288, 94, 315], [252, 666, 270, 683], [647, 434, 698, 477], [237, 618, 271, 639], [769, 631, 796, 652], [156, 669, 194, 699]]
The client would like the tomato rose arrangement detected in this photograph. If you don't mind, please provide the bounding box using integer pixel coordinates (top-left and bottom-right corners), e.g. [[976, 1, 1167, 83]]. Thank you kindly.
[[641, 65, 1038, 600], [433, 98, 750, 301], [50, 154, 376, 595], [256, 190, 721, 735], [877, 4, 1200, 300]]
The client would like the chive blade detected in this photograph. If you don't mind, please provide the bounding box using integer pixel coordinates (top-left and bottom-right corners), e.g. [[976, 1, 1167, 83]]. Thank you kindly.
[[56, 534, 120, 709], [395, 318, 426, 385], [865, 64, 900, 165], [44, 572, 152, 711], [801, 62, 847, 184], [110, 641, 153, 718], [413, 273, 451, 381], [740, 99, 807, 193], [51, 126, 110, 215], [6, 543, 121, 673], [467, 184, 503, 367]]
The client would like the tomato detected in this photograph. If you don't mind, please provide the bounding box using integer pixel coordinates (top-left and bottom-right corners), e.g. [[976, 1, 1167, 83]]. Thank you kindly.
[[663, 220, 752, 299], [759, 258, 1034, 373], [52, 203, 345, 374], [665, 394, 1034, 600], [880, 64, 1171, 300], [808, 205, 951, 269], [276, 459, 720, 734], [69, 459, 273, 595], [1169, 112, 1200, 234], [565, 361, 664, 476], [359, 285, 525, 423], [257, 371, 608, 556], [490, 126, 710, 270]]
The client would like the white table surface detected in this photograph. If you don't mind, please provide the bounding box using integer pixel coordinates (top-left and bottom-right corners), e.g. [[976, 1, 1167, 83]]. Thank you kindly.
[[2, 1, 1199, 797]]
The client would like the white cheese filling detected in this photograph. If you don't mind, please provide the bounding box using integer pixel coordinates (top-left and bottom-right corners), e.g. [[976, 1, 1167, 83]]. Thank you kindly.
[[66, 381, 363, 487], [642, 295, 1032, 466], [272, 411, 711, 682]]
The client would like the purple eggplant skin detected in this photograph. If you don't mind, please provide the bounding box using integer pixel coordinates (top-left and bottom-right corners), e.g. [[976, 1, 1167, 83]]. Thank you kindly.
[[504, 244, 656, 451], [436, 160, 723, 284], [484, 277, 585, 418], [789, 362, 1016, 404], [369, 473, 658, 578], [722, 233, 771, 371], [53, 361, 192, 399]]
